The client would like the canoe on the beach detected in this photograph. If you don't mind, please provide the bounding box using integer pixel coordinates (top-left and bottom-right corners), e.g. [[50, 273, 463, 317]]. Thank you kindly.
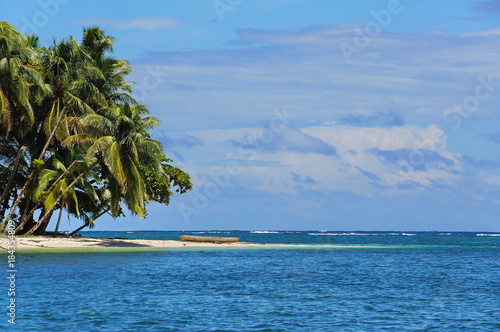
[[180, 235, 240, 243]]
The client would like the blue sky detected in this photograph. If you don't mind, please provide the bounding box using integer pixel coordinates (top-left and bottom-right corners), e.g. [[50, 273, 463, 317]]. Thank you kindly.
[[4, 0, 500, 231]]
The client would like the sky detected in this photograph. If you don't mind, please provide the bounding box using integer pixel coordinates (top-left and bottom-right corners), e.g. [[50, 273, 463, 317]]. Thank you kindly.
[[3, 0, 500, 231]]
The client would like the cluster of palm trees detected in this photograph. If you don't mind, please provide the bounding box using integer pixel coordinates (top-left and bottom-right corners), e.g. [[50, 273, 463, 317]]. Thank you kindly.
[[0, 22, 191, 235]]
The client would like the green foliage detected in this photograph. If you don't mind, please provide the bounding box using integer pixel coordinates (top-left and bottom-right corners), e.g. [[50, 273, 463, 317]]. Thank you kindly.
[[140, 157, 193, 206], [0, 22, 192, 235], [32, 159, 45, 167]]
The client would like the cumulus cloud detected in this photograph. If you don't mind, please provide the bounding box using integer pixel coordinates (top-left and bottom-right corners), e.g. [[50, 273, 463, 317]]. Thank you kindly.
[[170, 123, 462, 196], [230, 126, 336, 155], [370, 148, 456, 172], [128, 23, 497, 218]]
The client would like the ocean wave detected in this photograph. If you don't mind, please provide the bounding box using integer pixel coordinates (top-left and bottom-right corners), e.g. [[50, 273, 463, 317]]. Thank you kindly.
[[251, 231, 281, 234], [191, 231, 231, 234], [476, 233, 500, 237], [308, 233, 339, 236], [308, 232, 418, 236], [308, 233, 381, 236]]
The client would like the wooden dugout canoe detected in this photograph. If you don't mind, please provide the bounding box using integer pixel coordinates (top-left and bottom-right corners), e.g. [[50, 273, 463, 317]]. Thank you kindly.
[[180, 235, 240, 243]]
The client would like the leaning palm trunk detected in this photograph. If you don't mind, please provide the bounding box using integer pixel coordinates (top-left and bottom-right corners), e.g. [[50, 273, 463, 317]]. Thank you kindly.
[[68, 207, 111, 237], [23, 159, 100, 236], [5, 108, 67, 225], [0, 146, 26, 209], [53, 207, 64, 235], [38, 107, 67, 162], [14, 159, 83, 233], [0, 145, 26, 228]]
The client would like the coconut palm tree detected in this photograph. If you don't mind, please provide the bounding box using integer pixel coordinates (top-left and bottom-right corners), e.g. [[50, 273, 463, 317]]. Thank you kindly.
[[0, 22, 42, 138], [0, 23, 191, 235], [0, 23, 47, 225], [5, 35, 105, 228], [68, 103, 165, 216]]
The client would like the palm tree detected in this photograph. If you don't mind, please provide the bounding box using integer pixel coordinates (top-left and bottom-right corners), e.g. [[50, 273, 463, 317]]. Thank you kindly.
[[0, 23, 192, 235], [0, 22, 42, 137], [69, 103, 165, 216], [81, 27, 134, 105], [5, 35, 104, 228], [0, 22, 46, 226], [29, 149, 102, 235]]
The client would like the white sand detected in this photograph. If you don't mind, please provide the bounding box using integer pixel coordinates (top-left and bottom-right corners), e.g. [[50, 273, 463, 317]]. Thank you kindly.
[[0, 236, 266, 250], [0, 236, 383, 252]]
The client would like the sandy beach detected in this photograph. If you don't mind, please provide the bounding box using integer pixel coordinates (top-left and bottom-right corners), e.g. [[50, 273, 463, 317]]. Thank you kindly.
[[0, 235, 390, 253], [0, 236, 269, 251]]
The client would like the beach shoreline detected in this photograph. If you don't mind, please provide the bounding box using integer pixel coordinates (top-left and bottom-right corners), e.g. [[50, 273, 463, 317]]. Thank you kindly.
[[0, 235, 268, 251], [0, 235, 387, 253]]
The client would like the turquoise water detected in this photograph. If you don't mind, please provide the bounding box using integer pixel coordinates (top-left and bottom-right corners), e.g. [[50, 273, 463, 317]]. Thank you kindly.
[[2, 231, 500, 331]]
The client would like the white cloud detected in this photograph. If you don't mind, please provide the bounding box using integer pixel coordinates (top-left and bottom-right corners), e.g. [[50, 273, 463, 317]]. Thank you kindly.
[[78, 17, 179, 31], [138, 24, 500, 132], [162, 124, 463, 197], [135, 24, 497, 228], [461, 27, 500, 37]]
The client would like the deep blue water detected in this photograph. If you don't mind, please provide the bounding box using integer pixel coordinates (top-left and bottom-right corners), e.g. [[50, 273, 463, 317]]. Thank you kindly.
[[2, 231, 499, 331]]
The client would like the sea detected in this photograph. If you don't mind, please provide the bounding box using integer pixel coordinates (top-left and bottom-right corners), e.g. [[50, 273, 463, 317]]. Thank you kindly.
[[2, 231, 499, 331]]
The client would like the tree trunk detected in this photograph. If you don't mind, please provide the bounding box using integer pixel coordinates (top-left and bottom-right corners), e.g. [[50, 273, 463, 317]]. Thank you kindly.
[[32, 210, 53, 235], [38, 107, 67, 161], [53, 207, 64, 235], [0, 196, 11, 231], [68, 207, 110, 236], [14, 160, 82, 233], [5, 107, 67, 225], [23, 159, 100, 236], [0, 145, 26, 215], [15, 205, 38, 236]]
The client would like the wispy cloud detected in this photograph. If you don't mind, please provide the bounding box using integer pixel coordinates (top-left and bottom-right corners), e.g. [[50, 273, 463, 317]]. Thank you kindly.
[[78, 17, 179, 31], [159, 133, 204, 148], [473, 0, 500, 13], [131, 23, 499, 229], [462, 155, 500, 168], [337, 110, 405, 127], [230, 126, 336, 155], [481, 131, 500, 143], [137, 24, 500, 131], [461, 27, 500, 36]]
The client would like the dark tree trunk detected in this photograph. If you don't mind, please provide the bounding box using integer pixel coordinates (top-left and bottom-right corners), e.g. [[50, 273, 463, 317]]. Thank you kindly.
[[23, 159, 100, 236], [6, 107, 67, 225], [0, 146, 26, 216], [53, 207, 64, 235], [68, 207, 110, 236]]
